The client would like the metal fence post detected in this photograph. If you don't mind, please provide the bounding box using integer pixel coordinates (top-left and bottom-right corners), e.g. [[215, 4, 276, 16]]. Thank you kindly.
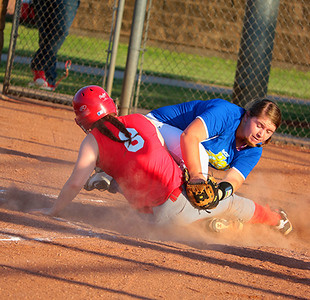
[[133, 0, 152, 112], [105, 0, 125, 97], [119, 0, 147, 116], [3, 0, 22, 94], [232, 0, 280, 107]]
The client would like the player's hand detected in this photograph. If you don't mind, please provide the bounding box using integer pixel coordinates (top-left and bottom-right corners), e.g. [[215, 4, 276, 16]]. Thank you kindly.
[[188, 173, 208, 184], [183, 168, 208, 184], [188, 177, 207, 184]]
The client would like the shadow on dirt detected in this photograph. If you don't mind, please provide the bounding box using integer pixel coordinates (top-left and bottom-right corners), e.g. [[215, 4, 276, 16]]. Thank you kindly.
[[1, 227, 309, 299], [0, 147, 75, 165], [0, 187, 310, 276]]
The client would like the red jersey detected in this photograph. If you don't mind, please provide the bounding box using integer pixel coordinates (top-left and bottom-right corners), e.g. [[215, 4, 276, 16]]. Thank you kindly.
[[91, 114, 184, 213]]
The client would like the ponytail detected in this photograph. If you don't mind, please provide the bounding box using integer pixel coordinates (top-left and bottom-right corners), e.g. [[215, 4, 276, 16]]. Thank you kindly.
[[92, 114, 132, 144]]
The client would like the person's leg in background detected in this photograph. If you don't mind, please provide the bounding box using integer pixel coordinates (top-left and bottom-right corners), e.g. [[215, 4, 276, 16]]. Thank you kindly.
[[30, 0, 55, 88], [44, 0, 80, 86], [30, 0, 80, 89]]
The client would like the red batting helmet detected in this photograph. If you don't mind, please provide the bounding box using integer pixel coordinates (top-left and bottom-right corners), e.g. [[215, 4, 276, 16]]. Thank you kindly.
[[73, 85, 117, 132]]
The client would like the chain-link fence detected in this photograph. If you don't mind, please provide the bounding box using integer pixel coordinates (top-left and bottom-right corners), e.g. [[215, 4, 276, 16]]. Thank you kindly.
[[1, 0, 310, 146], [2, 0, 129, 104], [133, 0, 310, 146]]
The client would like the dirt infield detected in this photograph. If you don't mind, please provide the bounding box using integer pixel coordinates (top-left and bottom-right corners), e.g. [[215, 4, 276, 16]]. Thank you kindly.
[[0, 95, 309, 299]]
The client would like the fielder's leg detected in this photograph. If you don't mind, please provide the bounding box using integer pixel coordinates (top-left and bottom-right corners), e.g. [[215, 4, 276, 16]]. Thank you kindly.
[[206, 195, 292, 235]]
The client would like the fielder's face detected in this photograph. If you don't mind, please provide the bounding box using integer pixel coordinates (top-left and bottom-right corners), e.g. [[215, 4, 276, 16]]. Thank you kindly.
[[243, 113, 276, 146]]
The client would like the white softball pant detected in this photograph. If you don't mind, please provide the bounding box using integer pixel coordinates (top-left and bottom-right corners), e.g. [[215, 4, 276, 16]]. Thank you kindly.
[[150, 188, 255, 226]]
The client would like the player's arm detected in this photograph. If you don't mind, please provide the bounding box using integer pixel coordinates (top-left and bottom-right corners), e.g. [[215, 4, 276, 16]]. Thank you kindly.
[[214, 168, 245, 201], [35, 134, 99, 216], [220, 168, 244, 192], [219, 148, 261, 197], [180, 118, 207, 182]]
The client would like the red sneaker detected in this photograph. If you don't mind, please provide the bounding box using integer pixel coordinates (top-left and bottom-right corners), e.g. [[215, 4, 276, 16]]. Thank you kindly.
[[40, 82, 55, 91], [32, 70, 47, 86], [29, 70, 55, 91]]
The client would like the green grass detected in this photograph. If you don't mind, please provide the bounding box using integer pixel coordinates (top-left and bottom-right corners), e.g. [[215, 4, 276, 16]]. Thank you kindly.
[[2, 22, 310, 101], [0, 61, 124, 97], [5, 22, 128, 70], [1, 61, 309, 139], [277, 102, 310, 138]]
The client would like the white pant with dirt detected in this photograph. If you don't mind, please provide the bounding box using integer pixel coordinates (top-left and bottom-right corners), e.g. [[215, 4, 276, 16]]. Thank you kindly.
[[150, 188, 255, 226]]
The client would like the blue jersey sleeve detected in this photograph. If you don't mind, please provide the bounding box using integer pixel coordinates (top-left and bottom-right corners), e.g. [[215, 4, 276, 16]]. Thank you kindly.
[[230, 146, 263, 179], [151, 99, 244, 138]]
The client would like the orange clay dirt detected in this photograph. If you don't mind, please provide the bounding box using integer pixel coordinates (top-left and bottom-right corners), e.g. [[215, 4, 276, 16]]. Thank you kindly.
[[0, 94, 309, 299]]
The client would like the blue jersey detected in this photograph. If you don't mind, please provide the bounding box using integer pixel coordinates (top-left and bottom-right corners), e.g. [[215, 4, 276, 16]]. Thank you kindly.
[[150, 99, 263, 179]]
